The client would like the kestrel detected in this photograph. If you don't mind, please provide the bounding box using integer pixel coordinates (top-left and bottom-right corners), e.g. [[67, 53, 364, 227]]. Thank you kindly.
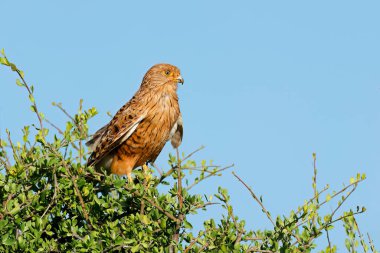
[[86, 63, 184, 182]]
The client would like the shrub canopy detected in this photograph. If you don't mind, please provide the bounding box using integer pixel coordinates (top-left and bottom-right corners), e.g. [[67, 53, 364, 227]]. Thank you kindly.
[[0, 51, 377, 252]]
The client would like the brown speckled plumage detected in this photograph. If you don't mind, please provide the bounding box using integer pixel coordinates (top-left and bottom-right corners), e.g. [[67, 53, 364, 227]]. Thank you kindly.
[[87, 63, 184, 179]]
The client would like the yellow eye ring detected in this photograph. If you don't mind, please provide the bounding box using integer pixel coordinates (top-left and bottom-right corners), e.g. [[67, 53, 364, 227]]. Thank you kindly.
[[165, 70, 171, 76]]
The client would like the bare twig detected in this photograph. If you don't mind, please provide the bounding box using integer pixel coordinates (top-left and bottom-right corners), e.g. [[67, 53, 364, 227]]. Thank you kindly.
[[367, 233, 377, 252], [45, 118, 64, 135], [353, 218, 368, 253], [182, 145, 204, 161], [53, 103, 75, 122], [232, 171, 275, 227], [150, 162, 163, 176], [311, 153, 318, 228], [326, 228, 332, 252]]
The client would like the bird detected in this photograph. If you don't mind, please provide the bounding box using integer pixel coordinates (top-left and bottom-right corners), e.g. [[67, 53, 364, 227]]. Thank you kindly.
[[86, 63, 184, 183]]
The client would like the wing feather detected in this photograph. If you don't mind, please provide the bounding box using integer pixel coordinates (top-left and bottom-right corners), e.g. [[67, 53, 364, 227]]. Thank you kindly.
[[170, 114, 183, 148], [87, 99, 146, 167]]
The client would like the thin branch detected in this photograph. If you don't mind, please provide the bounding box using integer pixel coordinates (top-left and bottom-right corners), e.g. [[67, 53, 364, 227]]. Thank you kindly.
[[353, 217, 368, 253], [245, 237, 264, 241], [6, 130, 21, 165], [78, 100, 84, 165], [294, 184, 329, 216], [198, 241, 210, 252], [143, 196, 178, 222], [176, 148, 183, 210], [150, 162, 163, 176], [15, 68, 44, 132], [232, 171, 275, 227], [317, 178, 364, 210], [123, 184, 179, 223], [330, 184, 357, 220], [182, 145, 204, 161], [194, 202, 219, 210], [47, 144, 93, 229], [326, 228, 332, 252], [312, 153, 318, 227], [171, 148, 185, 252], [41, 173, 59, 218], [0, 137, 11, 171], [71, 173, 92, 229], [184, 229, 210, 253], [53, 103, 75, 121], [45, 118, 64, 135], [246, 247, 276, 253], [367, 233, 377, 252], [186, 164, 233, 191]]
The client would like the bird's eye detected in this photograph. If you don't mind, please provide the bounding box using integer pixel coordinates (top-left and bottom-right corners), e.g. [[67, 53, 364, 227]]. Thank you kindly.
[[165, 70, 171, 76]]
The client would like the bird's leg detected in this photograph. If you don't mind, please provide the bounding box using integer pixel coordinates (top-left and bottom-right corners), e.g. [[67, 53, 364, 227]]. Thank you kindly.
[[143, 163, 151, 182], [127, 173, 133, 184]]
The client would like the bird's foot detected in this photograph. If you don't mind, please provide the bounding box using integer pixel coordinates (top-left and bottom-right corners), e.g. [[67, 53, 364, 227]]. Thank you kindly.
[[142, 164, 151, 182], [127, 173, 133, 184]]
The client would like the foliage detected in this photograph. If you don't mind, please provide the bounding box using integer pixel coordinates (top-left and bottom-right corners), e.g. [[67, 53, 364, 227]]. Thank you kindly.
[[0, 50, 378, 252]]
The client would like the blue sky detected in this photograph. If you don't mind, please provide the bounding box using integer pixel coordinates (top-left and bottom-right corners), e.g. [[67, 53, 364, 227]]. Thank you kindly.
[[2, 1, 379, 249]]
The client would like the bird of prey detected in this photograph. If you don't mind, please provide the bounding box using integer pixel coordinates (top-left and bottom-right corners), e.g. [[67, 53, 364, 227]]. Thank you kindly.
[[86, 63, 184, 182]]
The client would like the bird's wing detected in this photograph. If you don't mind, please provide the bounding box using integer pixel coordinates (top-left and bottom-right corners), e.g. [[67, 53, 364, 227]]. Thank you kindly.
[[170, 113, 183, 148], [87, 101, 146, 166], [86, 123, 109, 151]]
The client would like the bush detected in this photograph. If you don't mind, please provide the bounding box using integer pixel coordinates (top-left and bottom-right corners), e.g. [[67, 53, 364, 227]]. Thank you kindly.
[[0, 50, 378, 252]]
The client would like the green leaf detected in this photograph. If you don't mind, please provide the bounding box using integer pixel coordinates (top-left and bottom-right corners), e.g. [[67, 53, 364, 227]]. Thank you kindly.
[[0, 57, 9, 66], [2, 234, 15, 246], [16, 79, 24, 87]]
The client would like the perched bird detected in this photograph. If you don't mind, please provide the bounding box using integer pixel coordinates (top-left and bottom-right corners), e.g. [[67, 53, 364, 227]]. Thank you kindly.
[[86, 63, 184, 182]]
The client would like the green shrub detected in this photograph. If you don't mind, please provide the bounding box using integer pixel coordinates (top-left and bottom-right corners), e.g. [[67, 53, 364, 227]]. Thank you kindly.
[[0, 50, 377, 252]]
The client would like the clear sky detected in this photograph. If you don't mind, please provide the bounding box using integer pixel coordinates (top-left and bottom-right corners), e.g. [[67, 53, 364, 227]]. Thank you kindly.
[[2, 1, 379, 250]]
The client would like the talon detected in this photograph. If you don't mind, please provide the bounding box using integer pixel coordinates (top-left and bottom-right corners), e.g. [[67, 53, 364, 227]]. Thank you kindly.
[[127, 173, 133, 184], [143, 164, 151, 182]]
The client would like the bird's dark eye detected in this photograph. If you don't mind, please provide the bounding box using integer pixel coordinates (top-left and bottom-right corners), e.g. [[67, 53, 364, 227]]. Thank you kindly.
[[165, 70, 171, 76]]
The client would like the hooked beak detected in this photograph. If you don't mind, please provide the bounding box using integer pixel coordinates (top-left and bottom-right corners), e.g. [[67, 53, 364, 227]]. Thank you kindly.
[[177, 75, 184, 85]]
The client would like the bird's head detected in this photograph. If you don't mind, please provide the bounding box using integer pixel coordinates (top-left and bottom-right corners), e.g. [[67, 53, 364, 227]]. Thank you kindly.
[[141, 63, 184, 90]]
